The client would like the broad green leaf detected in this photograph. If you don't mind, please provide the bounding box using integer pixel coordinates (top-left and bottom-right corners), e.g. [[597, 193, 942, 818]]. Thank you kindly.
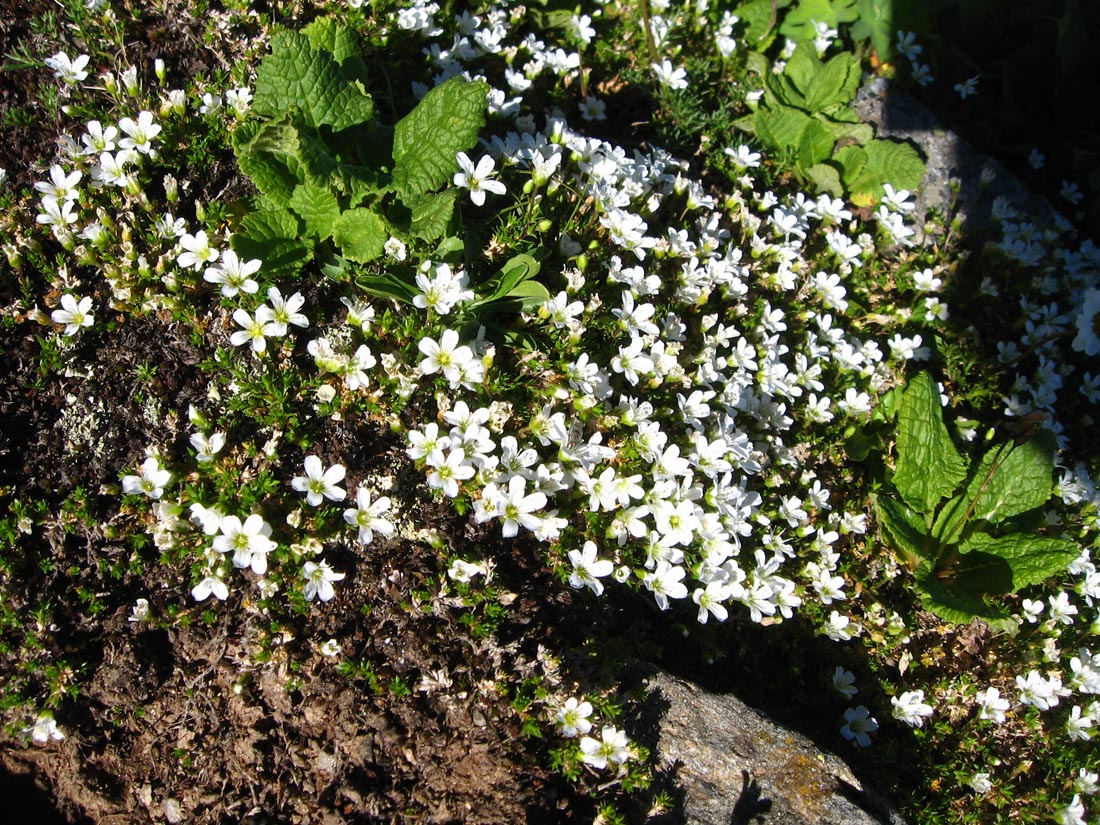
[[893, 372, 968, 515], [818, 117, 874, 146], [755, 106, 812, 152], [476, 254, 542, 305], [302, 17, 372, 89], [232, 119, 303, 206], [735, 0, 789, 47], [476, 280, 552, 317], [780, 42, 819, 101], [960, 532, 1079, 591], [779, 0, 859, 40], [965, 431, 1056, 525], [332, 208, 388, 263], [391, 77, 489, 200], [253, 29, 375, 132], [850, 0, 895, 59], [833, 144, 868, 181], [233, 200, 312, 278], [804, 51, 859, 112], [843, 138, 926, 206], [409, 189, 459, 241], [797, 119, 835, 168], [807, 163, 843, 196], [288, 182, 341, 240], [914, 561, 1011, 625], [930, 491, 970, 547], [874, 494, 933, 565]]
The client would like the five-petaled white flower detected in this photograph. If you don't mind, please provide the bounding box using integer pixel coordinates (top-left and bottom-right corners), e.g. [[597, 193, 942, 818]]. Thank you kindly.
[[191, 573, 228, 602], [578, 725, 631, 769], [51, 294, 94, 336], [841, 705, 877, 747], [567, 540, 614, 596], [292, 456, 347, 506], [891, 689, 934, 728], [454, 152, 506, 207], [302, 559, 345, 602], [257, 287, 308, 335], [212, 513, 277, 573], [343, 487, 394, 545], [177, 230, 218, 271], [204, 249, 261, 297], [555, 697, 594, 738], [230, 307, 278, 354], [25, 711, 64, 744], [122, 456, 172, 499]]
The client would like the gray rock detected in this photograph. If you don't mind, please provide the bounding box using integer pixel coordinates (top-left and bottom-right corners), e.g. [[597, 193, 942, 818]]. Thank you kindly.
[[853, 77, 1057, 234], [645, 668, 905, 825]]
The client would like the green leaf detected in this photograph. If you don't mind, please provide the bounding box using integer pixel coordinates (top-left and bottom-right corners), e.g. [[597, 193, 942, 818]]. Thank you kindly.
[[893, 372, 968, 515], [332, 208, 389, 263], [302, 17, 372, 89], [475, 280, 552, 317], [391, 77, 489, 200], [797, 119, 835, 168], [477, 254, 542, 305], [804, 51, 860, 112], [842, 138, 926, 206], [960, 532, 1079, 591], [253, 29, 375, 132], [779, 42, 819, 101], [354, 271, 420, 304], [818, 117, 874, 146], [232, 118, 303, 206], [965, 431, 1056, 525], [850, 0, 896, 59], [288, 182, 341, 240], [914, 561, 1011, 625], [875, 494, 933, 565], [233, 200, 313, 278], [735, 0, 790, 47], [409, 189, 459, 241], [755, 106, 812, 152], [779, 0, 859, 40], [806, 163, 843, 196]]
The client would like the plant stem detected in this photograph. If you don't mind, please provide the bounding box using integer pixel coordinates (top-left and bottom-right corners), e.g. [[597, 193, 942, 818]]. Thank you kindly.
[[638, 0, 659, 65]]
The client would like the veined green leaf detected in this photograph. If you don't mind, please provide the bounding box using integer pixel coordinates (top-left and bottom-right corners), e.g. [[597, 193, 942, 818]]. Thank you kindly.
[[253, 29, 375, 132], [233, 200, 312, 278], [797, 119, 835, 169], [475, 254, 542, 305], [804, 51, 860, 111], [842, 138, 926, 206], [755, 106, 812, 152], [409, 189, 459, 242], [914, 560, 1011, 625], [232, 118, 303, 206], [288, 182, 341, 240], [874, 494, 933, 566], [893, 372, 968, 515], [332, 208, 389, 263], [959, 532, 1078, 592], [392, 77, 489, 201], [806, 163, 843, 196], [965, 431, 1056, 525]]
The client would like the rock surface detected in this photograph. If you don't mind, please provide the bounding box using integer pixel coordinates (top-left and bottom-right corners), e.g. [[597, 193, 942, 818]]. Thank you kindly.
[[645, 668, 905, 825], [854, 77, 1057, 234]]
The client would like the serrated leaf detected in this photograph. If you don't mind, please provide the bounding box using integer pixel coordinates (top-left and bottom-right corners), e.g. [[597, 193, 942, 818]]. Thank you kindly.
[[804, 51, 860, 111], [233, 200, 312, 278], [409, 189, 459, 241], [959, 533, 1079, 591], [735, 0, 789, 46], [254, 29, 375, 132], [914, 560, 1011, 625], [818, 117, 874, 146], [302, 17, 371, 89], [332, 208, 389, 263], [851, 0, 895, 59], [755, 106, 812, 152], [875, 494, 933, 565], [779, 0, 859, 40], [965, 431, 1056, 525], [807, 163, 843, 196], [843, 138, 926, 205], [779, 42, 819, 101], [797, 119, 835, 168], [391, 77, 489, 200], [288, 182, 341, 240], [931, 491, 971, 546], [894, 372, 968, 515], [232, 119, 303, 206]]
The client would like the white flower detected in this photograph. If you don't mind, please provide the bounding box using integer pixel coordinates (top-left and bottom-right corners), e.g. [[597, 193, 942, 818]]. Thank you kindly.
[[974, 687, 1010, 723], [651, 59, 688, 90], [35, 164, 82, 202], [969, 772, 992, 794], [1072, 288, 1100, 357], [291, 456, 346, 506], [25, 711, 64, 744], [302, 559, 345, 602], [578, 725, 631, 769], [642, 560, 688, 610], [122, 457, 172, 499], [555, 697, 594, 737], [51, 294, 94, 335], [203, 249, 261, 297], [832, 666, 858, 699], [447, 558, 485, 583], [343, 487, 394, 545], [190, 432, 226, 463], [213, 514, 277, 574], [1055, 794, 1087, 825], [192, 573, 228, 602], [230, 308, 278, 354], [454, 152, 506, 207], [1067, 705, 1093, 741], [567, 541, 614, 596], [319, 638, 341, 657], [45, 51, 90, 85], [891, 689, 934, 728], [128, 598, 151, 623], [177, 230, 218, 270], [257, 287, 308, 335], [117, 111, 161, 154], [840, 705, 877, 747]]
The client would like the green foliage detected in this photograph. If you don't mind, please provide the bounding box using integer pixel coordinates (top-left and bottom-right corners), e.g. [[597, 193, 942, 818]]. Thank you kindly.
[[874, 373, 1079, 625], [736, 41, 924, 204]]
